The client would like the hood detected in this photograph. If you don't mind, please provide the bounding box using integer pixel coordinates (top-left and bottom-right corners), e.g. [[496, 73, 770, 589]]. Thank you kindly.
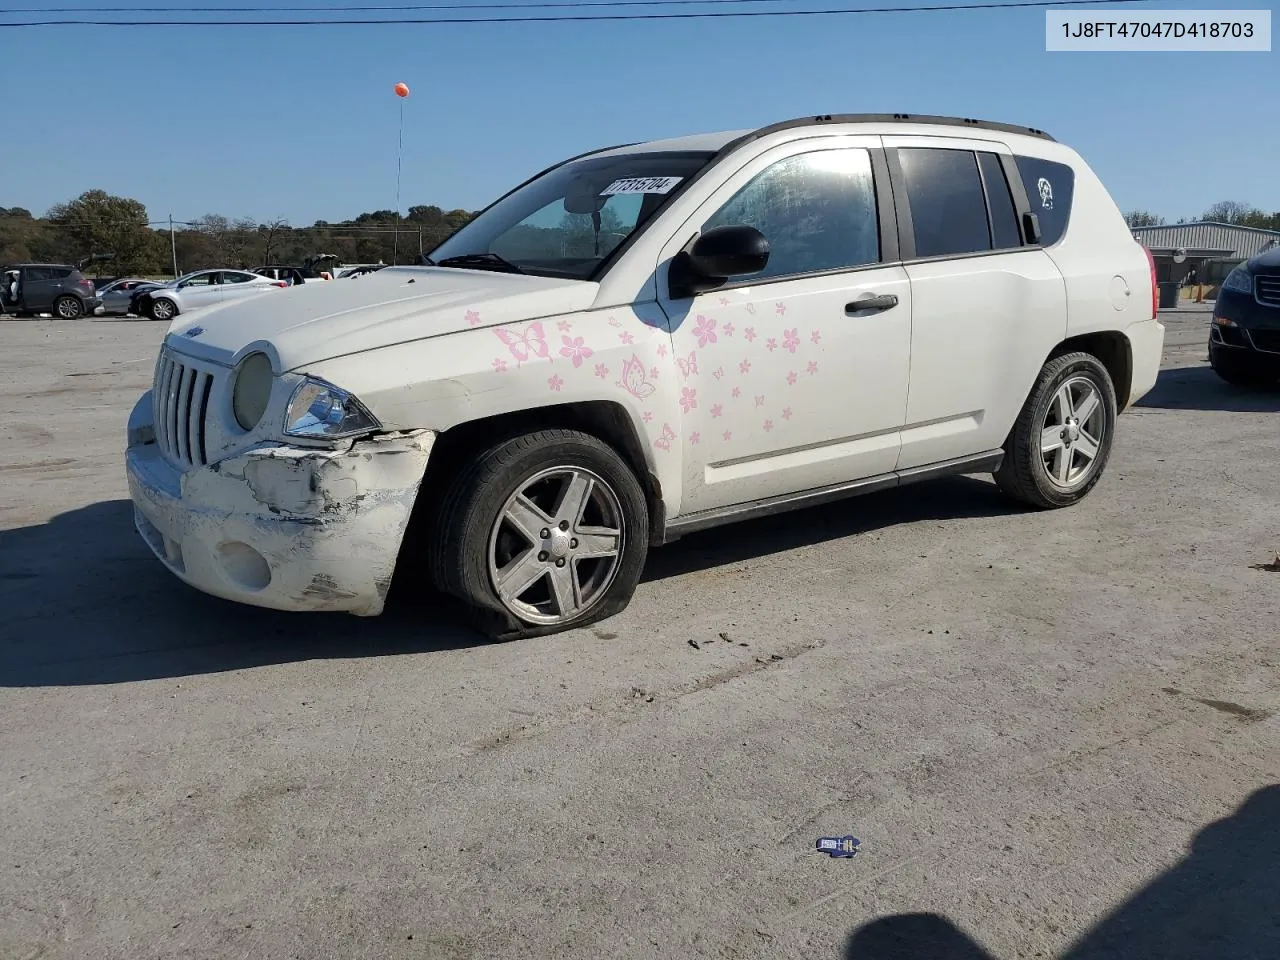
[[1248, 246, 1280, 274], [164, 266, 599, 371]]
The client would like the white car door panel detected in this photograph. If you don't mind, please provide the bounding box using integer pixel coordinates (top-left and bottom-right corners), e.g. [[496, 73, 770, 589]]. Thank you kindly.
[[656, 136, 911, 515], [882, 136, 1068, 470]]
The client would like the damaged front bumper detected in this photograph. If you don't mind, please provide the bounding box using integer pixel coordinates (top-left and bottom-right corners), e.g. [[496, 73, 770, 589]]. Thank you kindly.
[[125, 390, 434, 616]]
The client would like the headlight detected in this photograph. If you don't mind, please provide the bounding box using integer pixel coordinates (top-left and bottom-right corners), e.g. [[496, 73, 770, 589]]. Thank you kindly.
[[284, 377, 380, 439], [232, 351, 274, 432], [1221, 266, 1254, 294]]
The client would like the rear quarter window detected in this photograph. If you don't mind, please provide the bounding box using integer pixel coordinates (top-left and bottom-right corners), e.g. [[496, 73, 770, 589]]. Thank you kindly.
[[1015, 156, 1074, 246]]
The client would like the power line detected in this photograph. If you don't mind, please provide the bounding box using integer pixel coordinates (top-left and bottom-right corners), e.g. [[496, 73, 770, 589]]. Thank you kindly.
[[0, 0, 1167, 26], [7, 0, 914, 10]]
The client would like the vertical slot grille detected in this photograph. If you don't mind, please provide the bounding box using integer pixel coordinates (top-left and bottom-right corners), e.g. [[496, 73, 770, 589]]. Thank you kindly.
[[152, 351, 212, 468]]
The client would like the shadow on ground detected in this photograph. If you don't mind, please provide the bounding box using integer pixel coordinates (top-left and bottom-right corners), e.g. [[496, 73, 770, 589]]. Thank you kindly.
[[843, 784, 1280, 960], [0, 474, 1016, 687], [1136, 365, 1280, 413]]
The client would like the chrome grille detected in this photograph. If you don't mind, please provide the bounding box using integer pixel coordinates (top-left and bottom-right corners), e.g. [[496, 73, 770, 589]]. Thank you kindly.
[[152, 351, 213, 468], [1256, 275, 1280, 307]]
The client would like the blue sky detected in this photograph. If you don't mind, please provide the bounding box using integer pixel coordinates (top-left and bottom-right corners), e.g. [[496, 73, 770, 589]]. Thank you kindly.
[[2, 0, 1276, 226]]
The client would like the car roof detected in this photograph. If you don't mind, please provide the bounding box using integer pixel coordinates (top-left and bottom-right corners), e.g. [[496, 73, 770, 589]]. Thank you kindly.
[[5, 262, 77, 269]]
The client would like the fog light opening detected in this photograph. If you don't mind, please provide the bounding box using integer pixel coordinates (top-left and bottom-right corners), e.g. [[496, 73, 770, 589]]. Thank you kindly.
[[216, 541, 272, 591]]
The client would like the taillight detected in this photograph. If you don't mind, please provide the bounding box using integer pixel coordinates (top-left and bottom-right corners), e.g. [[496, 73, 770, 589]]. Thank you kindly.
[[1141, 243, 1157, 319], [272, 281, 288, 288]]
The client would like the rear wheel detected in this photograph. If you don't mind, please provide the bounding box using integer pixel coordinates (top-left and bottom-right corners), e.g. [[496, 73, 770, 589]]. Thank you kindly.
[[1210, 350, 1279, 388], [431, 428, 650, 641], [995, 352, 1117, 509], [148, 297, 177, 321], [54, 296, 83, 320]]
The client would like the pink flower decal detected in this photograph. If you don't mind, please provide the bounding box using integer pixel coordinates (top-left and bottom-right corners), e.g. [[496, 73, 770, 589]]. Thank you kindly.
[[650, 366, 661, 380], [806, 360, 819, 375], [722, 322, 735, 337], [654, 422, 676, 451], [766, 338, 777, 352], [775, 302, 786, 316], [491, 358, 508, 373], [711, 403, 723, 419], [786, 370, 798, 386], [783, 328, 799, 353], [466, 310, 481, 327], [722, 430, 732, 441], [548, 374, 564, 392], [739, 359, 751, 374], [763, 419, 774, 431], [556, 319, 572, 334], [679, 386, 698, 413], [782, 407, 793, 420], [754, 395, 765, 408], [619, 331, 635, 345], [607, 316, 622, 327], [657, 343, 669, 358], [744, 327, 757, 343], [693, 315, 718, 347], [810, 330, 822, 344], [642, 411, 654, 423], [690, 431, 701, 445], [559, 335, 593, 368], [594, 362, 609, 379], [732, 386, 741, 399]]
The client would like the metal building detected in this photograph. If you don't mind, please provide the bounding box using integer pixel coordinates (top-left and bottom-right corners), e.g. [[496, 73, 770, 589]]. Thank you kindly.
[[1132, 221, 1280, 285]]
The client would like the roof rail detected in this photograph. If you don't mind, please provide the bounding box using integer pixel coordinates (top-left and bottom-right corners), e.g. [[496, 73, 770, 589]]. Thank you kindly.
[[750, 113, 1057, 143]]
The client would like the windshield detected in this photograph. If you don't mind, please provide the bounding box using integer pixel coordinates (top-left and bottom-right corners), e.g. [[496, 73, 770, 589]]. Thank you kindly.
[[427, 150, 716, 280]]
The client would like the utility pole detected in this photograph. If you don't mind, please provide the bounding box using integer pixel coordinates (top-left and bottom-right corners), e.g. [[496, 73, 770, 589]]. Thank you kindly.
[[169, 214, 179, 279]]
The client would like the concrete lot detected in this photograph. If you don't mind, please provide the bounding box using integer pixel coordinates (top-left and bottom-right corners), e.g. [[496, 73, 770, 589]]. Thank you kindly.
[[1, 308, 1277, 960]]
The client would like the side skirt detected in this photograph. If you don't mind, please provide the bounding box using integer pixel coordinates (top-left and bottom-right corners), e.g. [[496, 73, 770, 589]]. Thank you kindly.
[[659, 449, 1005, 543]]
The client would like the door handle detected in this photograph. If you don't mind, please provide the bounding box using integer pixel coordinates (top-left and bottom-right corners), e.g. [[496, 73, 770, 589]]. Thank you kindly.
[[846, 293, 898, 312]]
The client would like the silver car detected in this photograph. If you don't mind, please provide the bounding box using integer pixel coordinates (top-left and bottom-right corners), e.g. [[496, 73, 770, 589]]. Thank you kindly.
[[94, 278, 163, 316], [135, 269, 288, 321]]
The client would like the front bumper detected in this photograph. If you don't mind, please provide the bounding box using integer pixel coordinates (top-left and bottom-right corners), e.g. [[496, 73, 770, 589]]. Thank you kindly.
[[125, 390, 435, 616]]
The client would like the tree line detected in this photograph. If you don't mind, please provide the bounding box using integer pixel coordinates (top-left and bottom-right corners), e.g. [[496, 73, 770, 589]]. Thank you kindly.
[[0, 190, 479, 278], [1124, 201, 1280, 231]]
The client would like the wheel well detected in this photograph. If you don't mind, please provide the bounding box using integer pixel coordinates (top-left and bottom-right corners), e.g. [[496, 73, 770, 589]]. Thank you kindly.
[[1051, 331, 1133, 408], [411, 401, 665, 548]]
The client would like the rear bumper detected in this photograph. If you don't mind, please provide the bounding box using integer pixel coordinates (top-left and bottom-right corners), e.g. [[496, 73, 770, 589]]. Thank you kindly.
[[125, 391, 435, 616], [1124, 316, 1165, 407]]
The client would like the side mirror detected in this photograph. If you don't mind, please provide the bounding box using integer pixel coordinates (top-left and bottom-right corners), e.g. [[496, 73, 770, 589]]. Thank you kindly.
[[669, 225, 770, 299]]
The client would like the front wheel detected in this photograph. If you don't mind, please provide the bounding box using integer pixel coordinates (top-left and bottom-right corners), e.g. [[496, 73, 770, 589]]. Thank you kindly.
[[55, 296, 83, 319], [431, 429, 650, 641], [995, 351, 1117, 509], [148, 297, 177, 321]]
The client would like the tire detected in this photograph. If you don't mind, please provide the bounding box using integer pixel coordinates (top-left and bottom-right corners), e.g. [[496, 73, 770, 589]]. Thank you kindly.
[[1210, 350, 1279, 388], [54, 296, 83, 320], [148, 297, 177, 322], [431, 428, 650, 641], [995, 351, 1117, 509]]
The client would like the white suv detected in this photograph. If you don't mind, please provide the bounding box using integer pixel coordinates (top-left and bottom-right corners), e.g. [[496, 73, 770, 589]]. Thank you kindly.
[[125, 113, 1165, 640]]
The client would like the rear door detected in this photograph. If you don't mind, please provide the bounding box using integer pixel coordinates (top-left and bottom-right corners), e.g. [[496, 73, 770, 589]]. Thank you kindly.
[[881, 136, 1067, 470], [176, 271, 222, 309], [219, 271, 273, 301]]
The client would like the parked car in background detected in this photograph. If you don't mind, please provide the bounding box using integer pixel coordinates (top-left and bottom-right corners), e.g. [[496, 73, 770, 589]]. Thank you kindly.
[[131, 269, 288, 321], [96, 277, 164, 316], [126, 112, 1164, 641], [1, 263, 102, 318], [336, 263, 387, 279], [254, 265, 328, 285], [1208, 246, 1280, 387]]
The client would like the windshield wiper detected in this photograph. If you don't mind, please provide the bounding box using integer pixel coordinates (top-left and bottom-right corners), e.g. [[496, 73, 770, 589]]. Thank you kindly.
[[435, 252, 525, 274]]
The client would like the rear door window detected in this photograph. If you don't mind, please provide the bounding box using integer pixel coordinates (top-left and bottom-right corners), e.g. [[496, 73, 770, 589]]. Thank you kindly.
[[25, 267, 54, 281], [897, 148, 992, 258], [1014, 156, 1075, 246]]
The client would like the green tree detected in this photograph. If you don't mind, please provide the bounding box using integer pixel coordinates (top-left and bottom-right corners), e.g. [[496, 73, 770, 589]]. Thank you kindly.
[[1124, 210, 1164, 228], [46, 189, 159, 274]]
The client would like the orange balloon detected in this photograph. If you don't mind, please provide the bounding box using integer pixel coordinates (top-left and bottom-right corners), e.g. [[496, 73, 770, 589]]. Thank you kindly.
[[394, 82, 410, 98]]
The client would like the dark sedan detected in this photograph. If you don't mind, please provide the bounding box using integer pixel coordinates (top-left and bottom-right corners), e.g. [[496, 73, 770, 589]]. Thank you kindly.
[[1208, 246, 1280, 387]]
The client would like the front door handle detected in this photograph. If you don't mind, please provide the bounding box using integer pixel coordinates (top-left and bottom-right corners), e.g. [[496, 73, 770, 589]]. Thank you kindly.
[[846, 293, 898, 312]]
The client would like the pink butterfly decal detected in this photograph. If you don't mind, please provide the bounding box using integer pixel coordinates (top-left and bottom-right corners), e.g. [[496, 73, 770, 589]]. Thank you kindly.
[[712, 366, 724, 380], [754, 395, 765, 408], [616, 353, 657, 399], [745, 303, 756, 315], [677, 351, 698, 379], [653, 422, 677, 451], [494, 321, 550, 364]]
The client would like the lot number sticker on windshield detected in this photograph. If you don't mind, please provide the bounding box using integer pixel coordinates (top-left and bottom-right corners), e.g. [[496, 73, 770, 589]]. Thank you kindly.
[[601, 177, 683, 196]]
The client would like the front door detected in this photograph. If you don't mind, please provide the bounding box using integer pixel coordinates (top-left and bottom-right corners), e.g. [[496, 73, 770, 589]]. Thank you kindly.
[[656, 137, 912, 514], [20, 266, 59, 310], [177, 272, 222, 309]]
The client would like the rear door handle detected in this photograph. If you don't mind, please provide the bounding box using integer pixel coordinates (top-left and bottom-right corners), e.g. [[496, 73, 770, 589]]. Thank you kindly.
[[846, 293, 898, 312]]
